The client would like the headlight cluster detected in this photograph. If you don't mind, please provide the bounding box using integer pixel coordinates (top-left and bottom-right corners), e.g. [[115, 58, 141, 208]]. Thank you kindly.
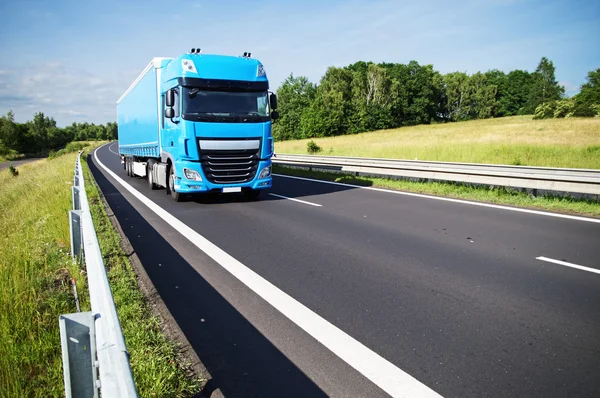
[[183, 168, 202, 181], [259, 166, 271, 179]]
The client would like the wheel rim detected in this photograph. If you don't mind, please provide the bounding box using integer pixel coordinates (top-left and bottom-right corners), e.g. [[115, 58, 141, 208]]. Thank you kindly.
[[169, 173, 174, 192]]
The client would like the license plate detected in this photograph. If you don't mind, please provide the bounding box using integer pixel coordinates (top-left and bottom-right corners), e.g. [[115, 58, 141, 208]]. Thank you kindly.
[[222, 187, 242, 193]]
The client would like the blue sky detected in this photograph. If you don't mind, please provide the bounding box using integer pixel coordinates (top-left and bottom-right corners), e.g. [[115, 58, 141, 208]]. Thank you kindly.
[[0, 0, 598, 126]]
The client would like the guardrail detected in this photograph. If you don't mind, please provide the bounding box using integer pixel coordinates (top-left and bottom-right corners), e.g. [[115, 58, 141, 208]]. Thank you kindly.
[[272, 154, 600, 196], [60, 152, 138, 397]]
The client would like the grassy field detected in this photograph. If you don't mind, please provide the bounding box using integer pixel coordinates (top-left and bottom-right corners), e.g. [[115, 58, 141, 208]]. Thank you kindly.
[[273, 165, 600, 217], [275, 116, 600, 169], [0, 145, 201, 396]]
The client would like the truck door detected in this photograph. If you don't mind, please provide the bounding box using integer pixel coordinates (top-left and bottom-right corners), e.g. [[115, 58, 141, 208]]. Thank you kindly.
[[162, 88, 180, 153]]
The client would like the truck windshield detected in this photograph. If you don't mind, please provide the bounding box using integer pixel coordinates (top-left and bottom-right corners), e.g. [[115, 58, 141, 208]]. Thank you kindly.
[[182, 89, 270, 122]]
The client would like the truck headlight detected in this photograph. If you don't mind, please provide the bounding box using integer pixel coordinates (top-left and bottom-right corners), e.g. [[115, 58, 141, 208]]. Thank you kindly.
[[183, 168, 202, 181], [259, 166, 271, 179]]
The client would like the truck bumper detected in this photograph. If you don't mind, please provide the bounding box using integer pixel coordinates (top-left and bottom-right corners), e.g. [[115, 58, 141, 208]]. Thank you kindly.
[[173, 159, 272, 193]]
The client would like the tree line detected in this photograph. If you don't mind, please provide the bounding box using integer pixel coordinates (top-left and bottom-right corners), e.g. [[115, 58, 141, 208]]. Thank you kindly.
[[273, 57, 600, 141], [0, 111, 117, 157]]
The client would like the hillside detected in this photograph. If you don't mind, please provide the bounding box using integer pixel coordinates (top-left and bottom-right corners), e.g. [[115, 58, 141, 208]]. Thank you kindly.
[[274, 116, 600, 169]]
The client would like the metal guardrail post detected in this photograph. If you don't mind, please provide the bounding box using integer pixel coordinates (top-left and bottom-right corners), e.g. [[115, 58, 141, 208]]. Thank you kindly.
[[61, 151, 138, 397]]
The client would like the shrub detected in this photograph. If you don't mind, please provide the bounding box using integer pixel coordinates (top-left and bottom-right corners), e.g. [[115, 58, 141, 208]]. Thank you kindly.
[[306, 140, 322, 154], [8, 165, 18, 177], [553, 99, 575, 118], [49, 142, 89, 159], [533, 101, 557, 119]]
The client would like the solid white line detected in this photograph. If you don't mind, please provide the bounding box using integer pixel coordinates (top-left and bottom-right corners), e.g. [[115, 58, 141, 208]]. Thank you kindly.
[[273, 173, 600, 224], [536, 256, 600, 275], [93, 145, 441, 397], [108, 143, 119, 156], [268, 193, 322, 207]]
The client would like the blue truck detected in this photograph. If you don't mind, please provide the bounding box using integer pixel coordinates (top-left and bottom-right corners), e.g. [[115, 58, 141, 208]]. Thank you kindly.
[[116, 49, 278, 202]]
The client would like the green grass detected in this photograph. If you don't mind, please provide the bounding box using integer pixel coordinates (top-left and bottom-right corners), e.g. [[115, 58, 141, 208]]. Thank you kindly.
[[81, 155, 203, 397], [275, 116, 600, 169], [273, 165, 600, 218], [0, 145, 202, 397]]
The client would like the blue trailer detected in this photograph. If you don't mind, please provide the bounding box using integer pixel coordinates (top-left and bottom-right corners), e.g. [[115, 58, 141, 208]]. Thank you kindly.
[[117, 49, 278, 202]]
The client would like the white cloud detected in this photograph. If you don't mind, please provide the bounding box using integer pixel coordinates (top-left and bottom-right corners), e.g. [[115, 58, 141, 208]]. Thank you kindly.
[[0, 63, 121, 125]]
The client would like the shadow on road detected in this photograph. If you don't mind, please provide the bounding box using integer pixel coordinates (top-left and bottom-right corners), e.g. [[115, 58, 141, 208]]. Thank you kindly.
[[88, 157, 328, 398]]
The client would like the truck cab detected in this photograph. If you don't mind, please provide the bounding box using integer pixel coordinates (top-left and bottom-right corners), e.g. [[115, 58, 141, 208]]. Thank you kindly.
[[117, 49, 278, 201]]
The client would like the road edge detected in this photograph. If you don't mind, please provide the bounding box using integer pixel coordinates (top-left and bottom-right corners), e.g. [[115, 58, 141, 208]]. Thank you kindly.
[[86, 148, 224, 398]]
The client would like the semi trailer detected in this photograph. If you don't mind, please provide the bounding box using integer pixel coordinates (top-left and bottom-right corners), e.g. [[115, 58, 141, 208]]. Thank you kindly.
[[116, 49, 278, 202]]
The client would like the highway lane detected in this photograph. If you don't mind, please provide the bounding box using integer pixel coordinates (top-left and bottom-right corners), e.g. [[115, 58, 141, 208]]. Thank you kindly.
[[91, 143, 600, 397]]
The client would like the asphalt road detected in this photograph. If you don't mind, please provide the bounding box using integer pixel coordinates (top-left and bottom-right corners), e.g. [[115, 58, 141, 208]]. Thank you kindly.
[[91, 143, 600, 398], [0, 157, 45, 170]]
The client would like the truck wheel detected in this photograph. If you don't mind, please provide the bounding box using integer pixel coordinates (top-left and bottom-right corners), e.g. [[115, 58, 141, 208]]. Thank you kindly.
[[168, 165, 182, 202], [126, 158, 131, 177], [147, 163, 157, 190], [243, 189, 261, 201]]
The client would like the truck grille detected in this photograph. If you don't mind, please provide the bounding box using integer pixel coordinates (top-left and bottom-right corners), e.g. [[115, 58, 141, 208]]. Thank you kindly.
[[200, 149, 259, 184]]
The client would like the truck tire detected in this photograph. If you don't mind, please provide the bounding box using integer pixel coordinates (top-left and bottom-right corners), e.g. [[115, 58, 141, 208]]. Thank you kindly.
[[168, 165, 183, 202], [126, 158, 131, 177], [147, 162, 157, 190]]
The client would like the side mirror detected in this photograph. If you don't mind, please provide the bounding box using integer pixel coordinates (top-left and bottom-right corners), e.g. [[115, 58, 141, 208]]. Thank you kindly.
[[166, 89, 174, 107], [271, 110, 279, 120], [165, 107, 174, 119], [269, 94, 278, 110]]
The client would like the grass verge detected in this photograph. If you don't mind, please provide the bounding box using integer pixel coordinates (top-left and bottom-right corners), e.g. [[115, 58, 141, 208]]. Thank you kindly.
[[273, 165, 600, 218], [0, 144, 202, 396], [80, 154, 203, 396], [275, 116, 600, 169]]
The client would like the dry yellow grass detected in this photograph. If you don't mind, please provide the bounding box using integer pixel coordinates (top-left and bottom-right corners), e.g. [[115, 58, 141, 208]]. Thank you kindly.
[[275, 116, 600, 169]]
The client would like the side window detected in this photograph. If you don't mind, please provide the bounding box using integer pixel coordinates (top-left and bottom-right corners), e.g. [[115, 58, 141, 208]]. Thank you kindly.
[[257, 96, 269, 116], [173, 89, 180, 117]]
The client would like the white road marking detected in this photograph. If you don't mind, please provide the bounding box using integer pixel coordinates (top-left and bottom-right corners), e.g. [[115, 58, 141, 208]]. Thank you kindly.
[[269, 193, 322, 207], [536, 256, 600, 275], [274, 173, 600, 224], [108, 143, 119, 156], [94, 145, 441, 397]]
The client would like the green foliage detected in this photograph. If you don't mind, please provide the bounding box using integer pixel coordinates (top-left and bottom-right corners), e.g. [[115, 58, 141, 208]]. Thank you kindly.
[[573, 68, 600, 117], [272, 74, 316, 140], [49, 141, 89, 159], [274, 56, 596, 142], [533, 101, 557, 119], [8, 165, 18, 176], [306, 140, 322, 154], [553, 99, 575, 118], [0, 111, 117, 156], [525, 57, 565, 114]]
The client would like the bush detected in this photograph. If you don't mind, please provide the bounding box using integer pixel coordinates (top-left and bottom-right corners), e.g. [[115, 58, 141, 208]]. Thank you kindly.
[[553, 99, 575, 118], [306, 140, 322, 154], [8, 165, 18, 177], [49, 142, 89, 159], [533, 101, 557, 119]]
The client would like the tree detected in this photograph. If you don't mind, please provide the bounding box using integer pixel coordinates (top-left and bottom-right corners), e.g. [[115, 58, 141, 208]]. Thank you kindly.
[[273, 74, 316, 140], [0, 111, 21, 153], [443, 72, 471, 121], [348, 63, 395, 132], [525, 57, 564, 114], [467, 72, 497, 120], [300, 67, 353, 138], [573, 68, 600, 116], [382, 61, 444, 126]]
